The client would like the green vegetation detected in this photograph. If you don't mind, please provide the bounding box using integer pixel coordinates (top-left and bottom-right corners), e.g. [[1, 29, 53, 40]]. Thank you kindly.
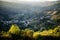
[[0, 24, 60, 40]]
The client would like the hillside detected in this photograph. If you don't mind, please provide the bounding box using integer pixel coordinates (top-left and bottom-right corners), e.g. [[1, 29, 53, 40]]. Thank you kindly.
[[0, 1, 60, 31], [0, 1, 60, 40]]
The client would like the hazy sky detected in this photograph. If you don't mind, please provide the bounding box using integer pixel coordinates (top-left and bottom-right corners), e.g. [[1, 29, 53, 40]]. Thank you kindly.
[[1, 0, 58, 2]]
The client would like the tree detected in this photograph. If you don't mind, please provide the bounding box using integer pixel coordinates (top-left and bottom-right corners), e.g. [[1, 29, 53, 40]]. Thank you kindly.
[[22, 29, 34, 37], [8, 24, 20, 35]]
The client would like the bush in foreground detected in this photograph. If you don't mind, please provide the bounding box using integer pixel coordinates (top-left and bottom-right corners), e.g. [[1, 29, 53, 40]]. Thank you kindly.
[[0, 24, 60, 40]]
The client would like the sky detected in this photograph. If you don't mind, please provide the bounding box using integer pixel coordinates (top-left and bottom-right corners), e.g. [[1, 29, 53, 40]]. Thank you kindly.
[[1, 0, 58, 2]]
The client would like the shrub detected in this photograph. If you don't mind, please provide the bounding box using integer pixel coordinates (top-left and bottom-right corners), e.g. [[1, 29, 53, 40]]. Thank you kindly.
[[0, 31, 11, 37], [33, 31, 41, 39], [22, 29, 34, 37], [8, 24, 20, 35]]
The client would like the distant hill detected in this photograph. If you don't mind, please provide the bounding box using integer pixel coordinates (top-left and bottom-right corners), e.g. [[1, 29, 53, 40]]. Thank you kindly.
[[0, 1, 60, 31]]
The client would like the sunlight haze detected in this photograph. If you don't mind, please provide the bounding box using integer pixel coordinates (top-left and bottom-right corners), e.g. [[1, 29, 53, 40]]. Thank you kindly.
[[1, 0, 57, 2]]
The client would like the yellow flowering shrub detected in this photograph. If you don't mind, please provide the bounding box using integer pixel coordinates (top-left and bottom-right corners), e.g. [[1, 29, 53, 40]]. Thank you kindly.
[[33, 31, 40, 39], [40, 27, 60, 37], [9, 24, 20, 35], [22, 29, 34, 37]]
